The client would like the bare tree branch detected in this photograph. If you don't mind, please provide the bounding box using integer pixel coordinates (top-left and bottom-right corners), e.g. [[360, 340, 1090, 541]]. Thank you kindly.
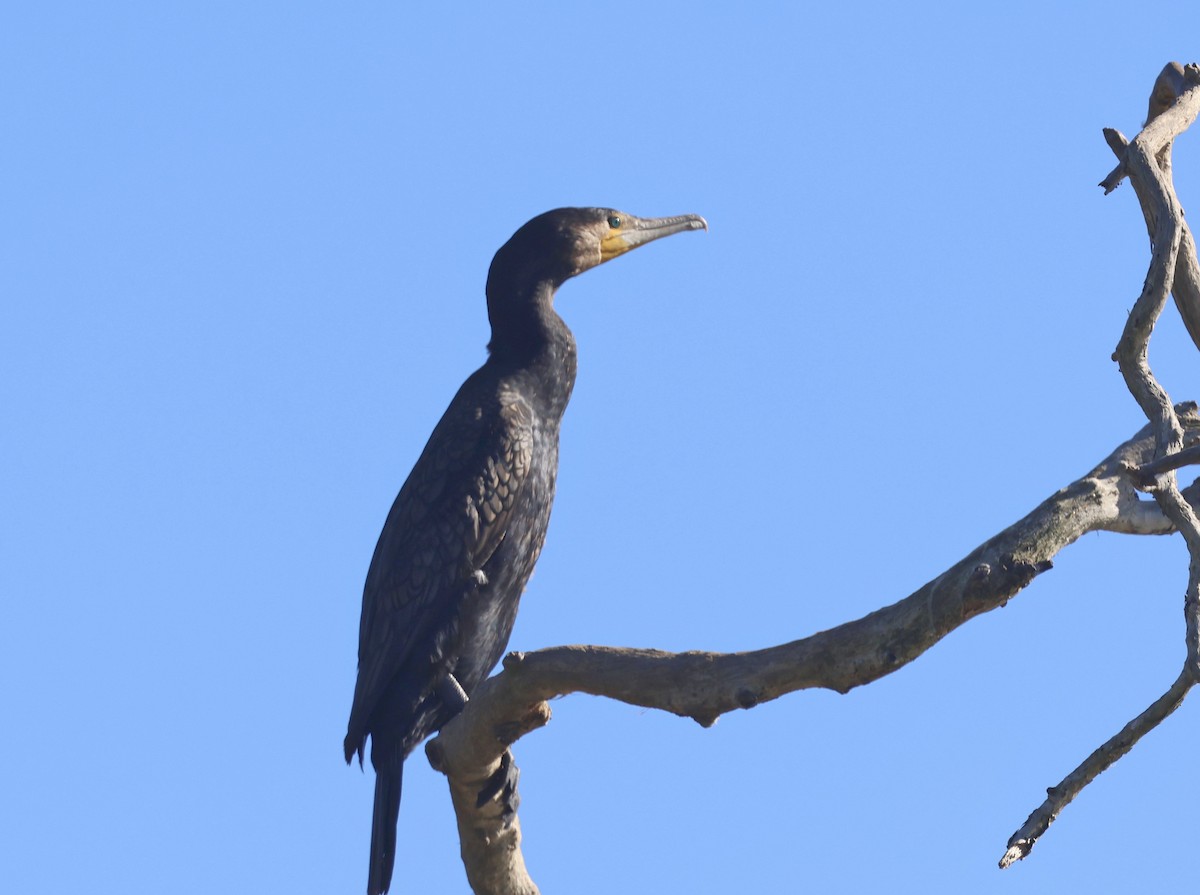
[[425, 739, 540, 895], [429, 407, 1200, 893], [1101, 63, 1200, 353], [1126, 443, 1200, 486], [1000, 60, 1200, 869], [1099, 62, 1191, 194], [999, 670, 1193, 870]]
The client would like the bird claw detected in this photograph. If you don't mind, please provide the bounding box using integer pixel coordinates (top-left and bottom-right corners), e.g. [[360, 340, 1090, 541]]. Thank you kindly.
[[435, 673, 470, 713], [475, 749, 521, 821]]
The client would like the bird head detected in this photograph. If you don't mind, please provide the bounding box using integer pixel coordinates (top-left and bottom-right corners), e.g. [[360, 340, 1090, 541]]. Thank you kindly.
[[487, 207, 708, 294]]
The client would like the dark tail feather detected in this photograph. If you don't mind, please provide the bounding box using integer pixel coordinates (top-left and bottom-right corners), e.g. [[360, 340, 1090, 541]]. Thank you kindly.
[[368, 763, 402, 895]]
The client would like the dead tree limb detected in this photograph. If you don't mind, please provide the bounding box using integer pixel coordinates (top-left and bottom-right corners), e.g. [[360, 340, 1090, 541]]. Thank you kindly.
[[1100, 62, 1200, 352], [430, 407, 1200, 894], [1001, 61, 1200, 869]]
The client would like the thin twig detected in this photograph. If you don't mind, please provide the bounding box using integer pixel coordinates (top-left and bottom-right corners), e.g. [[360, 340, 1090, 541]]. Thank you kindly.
[[1000, 670, 1193, 868], [1126, 443, 1200, 486]]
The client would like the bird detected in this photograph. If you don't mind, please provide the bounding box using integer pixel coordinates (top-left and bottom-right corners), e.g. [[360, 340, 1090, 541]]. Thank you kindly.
[[344, 206, 706, 894]]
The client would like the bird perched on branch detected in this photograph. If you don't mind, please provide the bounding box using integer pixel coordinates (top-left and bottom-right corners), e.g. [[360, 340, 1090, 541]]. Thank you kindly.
[[344, 206, 706, 894]]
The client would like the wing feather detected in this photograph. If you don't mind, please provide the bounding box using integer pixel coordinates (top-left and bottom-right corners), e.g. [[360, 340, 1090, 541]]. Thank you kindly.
[[345, 381, 534, 755]]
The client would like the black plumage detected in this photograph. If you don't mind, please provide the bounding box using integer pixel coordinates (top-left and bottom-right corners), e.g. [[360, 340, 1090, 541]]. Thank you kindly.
[[344, 206, 706, 894]]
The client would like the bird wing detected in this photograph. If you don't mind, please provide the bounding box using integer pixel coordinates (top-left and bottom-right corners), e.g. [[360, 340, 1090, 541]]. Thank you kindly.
[[346, 382, 534, 753]]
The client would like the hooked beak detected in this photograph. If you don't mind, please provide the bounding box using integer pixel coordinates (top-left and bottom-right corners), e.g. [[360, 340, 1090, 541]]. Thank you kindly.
[[600, 213, 708, 263]]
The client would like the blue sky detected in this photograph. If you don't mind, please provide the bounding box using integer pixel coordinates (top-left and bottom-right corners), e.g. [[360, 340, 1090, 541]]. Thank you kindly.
[[4, 3, 1200, 893]]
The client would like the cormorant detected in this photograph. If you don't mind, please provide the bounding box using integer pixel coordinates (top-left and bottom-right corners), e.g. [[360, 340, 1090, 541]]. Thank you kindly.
[[344, 207, 706, 894]]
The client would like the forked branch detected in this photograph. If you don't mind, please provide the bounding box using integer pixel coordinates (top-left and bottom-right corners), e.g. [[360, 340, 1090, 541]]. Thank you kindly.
[[431, 408, 1200, 894], [1002, 60, 1200, 868]]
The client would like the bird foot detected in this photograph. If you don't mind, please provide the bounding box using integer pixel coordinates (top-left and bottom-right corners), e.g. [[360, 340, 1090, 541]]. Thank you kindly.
[[475, 748, 521, 822]]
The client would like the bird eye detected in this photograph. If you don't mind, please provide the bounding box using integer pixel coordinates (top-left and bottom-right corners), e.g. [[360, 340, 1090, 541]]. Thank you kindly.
[[607, 215, 622, 229]]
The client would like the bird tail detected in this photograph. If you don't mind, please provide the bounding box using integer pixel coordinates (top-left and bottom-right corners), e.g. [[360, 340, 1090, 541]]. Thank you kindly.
[[367, 762, 403, 895]]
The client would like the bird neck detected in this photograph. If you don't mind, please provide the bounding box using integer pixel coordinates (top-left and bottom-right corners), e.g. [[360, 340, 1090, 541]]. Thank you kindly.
[[486, 279, 574, 363], [485, 279, 578, 417]]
